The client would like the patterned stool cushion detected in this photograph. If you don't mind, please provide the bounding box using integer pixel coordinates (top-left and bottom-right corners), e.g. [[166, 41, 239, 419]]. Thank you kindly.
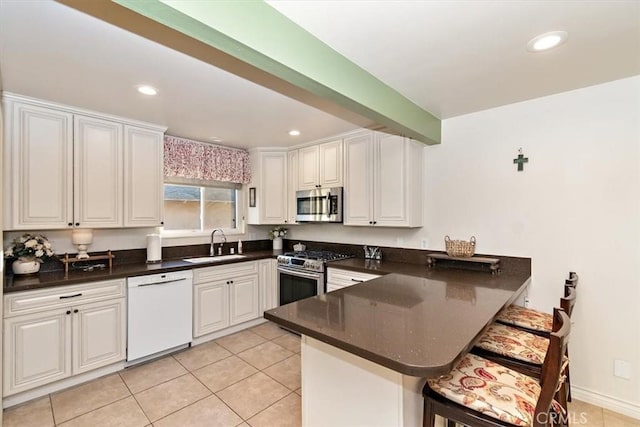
[[496, 305, 553, 333], [476, 323, 549, 365], [427, 354, 547, 425]]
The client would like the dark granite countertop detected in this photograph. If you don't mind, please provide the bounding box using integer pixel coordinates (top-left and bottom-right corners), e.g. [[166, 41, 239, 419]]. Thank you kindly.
[[265, 266, 530, 378], [4, 250, 280, 293]]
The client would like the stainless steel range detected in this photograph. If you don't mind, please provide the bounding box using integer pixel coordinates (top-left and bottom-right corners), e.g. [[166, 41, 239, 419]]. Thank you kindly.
[[277, 250, 351, 305]]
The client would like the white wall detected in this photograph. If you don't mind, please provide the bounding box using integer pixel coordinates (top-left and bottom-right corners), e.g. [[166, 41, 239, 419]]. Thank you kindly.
[[288, 76, 640, 415]]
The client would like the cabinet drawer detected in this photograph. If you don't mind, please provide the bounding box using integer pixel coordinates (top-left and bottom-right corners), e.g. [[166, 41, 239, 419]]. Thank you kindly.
[[4, 279, 126, 318], [326, 268, 381, 287], [193, 261, 258, 284]]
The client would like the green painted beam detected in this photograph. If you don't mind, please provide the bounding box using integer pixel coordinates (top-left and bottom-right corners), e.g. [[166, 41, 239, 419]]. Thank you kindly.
[[58, 0, 441, 144]]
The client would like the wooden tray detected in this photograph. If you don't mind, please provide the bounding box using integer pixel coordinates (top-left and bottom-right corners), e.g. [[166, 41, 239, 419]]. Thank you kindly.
[[427, 253, 501, 275]]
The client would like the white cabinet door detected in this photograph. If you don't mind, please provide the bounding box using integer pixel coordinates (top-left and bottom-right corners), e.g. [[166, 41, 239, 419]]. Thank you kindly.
[[298, 145, 319, 190], [319, 139, 343, 187], [298, 140, 343, 190], [287, 150, 299, 224], [8, 102, 73, 229], [72, 299, 126, 375], [343, 132, 423, 228], [230, 275, 260, 325], [73, 115, 123, 228], [250, 151, 287, 225], [194, 281, 230, 337], [375, 134, 423, 227], [343, 133, 374, 226], [3, 309, 72, 395], [123, 126, 164, 227], [375, 133, 409, 226]]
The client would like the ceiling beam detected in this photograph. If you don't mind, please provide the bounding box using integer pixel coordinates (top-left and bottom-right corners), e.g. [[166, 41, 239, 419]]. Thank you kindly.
[[56, 0, 441, 145]]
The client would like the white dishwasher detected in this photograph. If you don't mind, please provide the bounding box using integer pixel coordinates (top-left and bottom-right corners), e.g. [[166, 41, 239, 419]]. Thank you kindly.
[[127, 270, 193, 362]]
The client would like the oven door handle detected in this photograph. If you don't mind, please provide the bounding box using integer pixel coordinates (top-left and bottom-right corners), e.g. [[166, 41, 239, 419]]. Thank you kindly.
[[278, 266, 322, 280]]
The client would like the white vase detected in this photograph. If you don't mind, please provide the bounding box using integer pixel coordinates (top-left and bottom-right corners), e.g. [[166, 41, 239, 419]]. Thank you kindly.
[[12, 259, 40, 275], [273, 237, 283, 250]]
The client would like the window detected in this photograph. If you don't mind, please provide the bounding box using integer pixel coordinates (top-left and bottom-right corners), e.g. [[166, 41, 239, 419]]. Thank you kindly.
[[163, 184, 239, 232]]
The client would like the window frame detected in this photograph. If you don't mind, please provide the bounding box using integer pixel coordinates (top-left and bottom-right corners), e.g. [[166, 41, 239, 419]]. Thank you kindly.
[[160, 183, 245, 240]]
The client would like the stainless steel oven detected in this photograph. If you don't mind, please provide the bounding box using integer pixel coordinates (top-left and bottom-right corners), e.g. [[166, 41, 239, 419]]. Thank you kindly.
[[277, 265, 324, 306], [295, 187, 343, 223], [277, 250, 352, 305]]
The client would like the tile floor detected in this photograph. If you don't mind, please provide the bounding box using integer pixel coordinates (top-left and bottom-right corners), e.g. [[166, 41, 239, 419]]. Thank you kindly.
[[3, 322, 639, 427]]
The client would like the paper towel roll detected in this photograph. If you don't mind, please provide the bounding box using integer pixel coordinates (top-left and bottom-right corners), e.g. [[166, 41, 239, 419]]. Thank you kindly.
[[146, 234, 162, 263]]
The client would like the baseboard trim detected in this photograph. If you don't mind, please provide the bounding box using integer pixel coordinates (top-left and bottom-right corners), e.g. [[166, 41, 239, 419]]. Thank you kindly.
[[3, 362, 125, 409], [572, 385, 640, 420], [191, 317, 266, 346]]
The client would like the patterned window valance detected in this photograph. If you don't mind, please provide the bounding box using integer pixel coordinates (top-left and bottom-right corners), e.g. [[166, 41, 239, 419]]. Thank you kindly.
[[164, 135, 251, 185]]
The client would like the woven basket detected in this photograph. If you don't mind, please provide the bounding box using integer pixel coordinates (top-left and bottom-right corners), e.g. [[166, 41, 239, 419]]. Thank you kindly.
[[444, 235, 476, 257]]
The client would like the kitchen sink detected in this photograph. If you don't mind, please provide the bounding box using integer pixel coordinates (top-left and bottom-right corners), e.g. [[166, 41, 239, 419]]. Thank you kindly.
[[183, 254, 247, 264]]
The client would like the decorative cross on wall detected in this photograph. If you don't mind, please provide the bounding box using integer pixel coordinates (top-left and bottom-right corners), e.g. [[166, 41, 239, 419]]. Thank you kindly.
[[513, 148, 529, 172]]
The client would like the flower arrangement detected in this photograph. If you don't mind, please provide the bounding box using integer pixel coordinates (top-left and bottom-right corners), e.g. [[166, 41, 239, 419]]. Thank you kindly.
[[268, 226, 288, 240], [4, 234, 54, 263]]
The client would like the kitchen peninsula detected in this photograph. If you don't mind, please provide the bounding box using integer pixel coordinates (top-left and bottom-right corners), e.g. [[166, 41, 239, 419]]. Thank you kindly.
[[265, 263, 530, 427]]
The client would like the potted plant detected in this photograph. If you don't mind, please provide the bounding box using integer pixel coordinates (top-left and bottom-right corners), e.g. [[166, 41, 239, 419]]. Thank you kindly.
[[4, 233, 55, 275], [268, 226, 288, 250]]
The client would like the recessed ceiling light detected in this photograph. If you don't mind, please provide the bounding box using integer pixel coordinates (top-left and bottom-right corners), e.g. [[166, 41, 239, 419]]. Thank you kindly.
[[289, 130, 301, 136], [137, 85, 158, 96], [527, 31, 568, 52]]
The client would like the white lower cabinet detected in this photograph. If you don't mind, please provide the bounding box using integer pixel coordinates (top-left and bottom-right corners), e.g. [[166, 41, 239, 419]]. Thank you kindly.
[[193, 261, 263, 338], [194, 281, 230, 337], [72, 299, 126, 375], [3, 309, 72, 395], [3, 279, 126, 396], [258, 259, 278, 313], [229, 276, 260, 325]]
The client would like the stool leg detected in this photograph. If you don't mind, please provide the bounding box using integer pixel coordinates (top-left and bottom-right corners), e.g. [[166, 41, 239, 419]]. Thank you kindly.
[[423, 398, 436, 427]]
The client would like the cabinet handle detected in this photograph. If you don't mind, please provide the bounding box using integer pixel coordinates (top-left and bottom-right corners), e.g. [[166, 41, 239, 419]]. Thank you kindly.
[[226, 281, 230, 284], [373, 221, 377, 225], [60, 293, 83, 299], [66, 310, 71, 315], [160, 221, 164, 225], [68, 222, 73, 226], [351, 278, 364, 283], [230, 280, 234, 284], [74, 309, 79, 313], [75, 222, 80, 226]]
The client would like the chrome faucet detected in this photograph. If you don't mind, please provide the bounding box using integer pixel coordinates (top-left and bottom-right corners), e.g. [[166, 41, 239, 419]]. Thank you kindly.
[[210, 228, 227, 256]]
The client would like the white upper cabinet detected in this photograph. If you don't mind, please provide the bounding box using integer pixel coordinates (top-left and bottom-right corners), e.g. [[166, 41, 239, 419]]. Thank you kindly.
[[3, 94, 165, 230], [123, 126, 164, 227], [297, 139, 343, 190], [247, 150, 288, 225], [6, 101, 73, 229], [344, 132, 424, 228], [74, 115, 123, 228]]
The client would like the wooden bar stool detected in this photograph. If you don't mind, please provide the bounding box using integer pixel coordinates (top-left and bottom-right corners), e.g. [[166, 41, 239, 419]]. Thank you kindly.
[[496, 272, 578, 337], [472, 287, 576, 415], [423, 309, 570, 427]]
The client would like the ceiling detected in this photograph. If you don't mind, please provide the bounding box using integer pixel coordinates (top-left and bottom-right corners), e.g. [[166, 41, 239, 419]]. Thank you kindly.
[[0, 0, 638, 150]]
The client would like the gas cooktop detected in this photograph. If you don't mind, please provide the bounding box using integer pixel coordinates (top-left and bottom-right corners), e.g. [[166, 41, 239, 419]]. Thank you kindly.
[[277, 250, 352, 272]]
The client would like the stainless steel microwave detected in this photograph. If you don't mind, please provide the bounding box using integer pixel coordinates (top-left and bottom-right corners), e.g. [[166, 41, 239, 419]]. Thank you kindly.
[[295, 187, 343, 223]]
